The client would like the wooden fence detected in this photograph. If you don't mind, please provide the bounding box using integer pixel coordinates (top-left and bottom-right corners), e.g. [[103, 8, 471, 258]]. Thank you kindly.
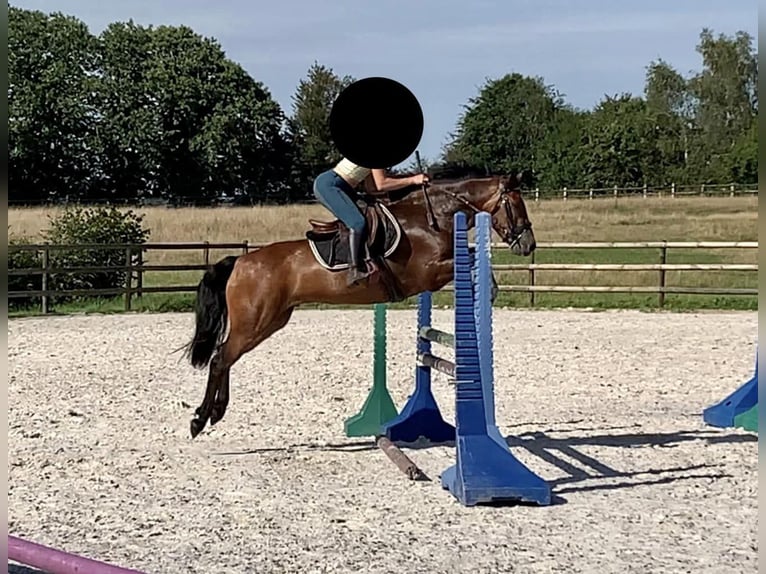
[[7, 182, 758, 207], [527, 182, 757, 202], [8, 240, 758, 313]]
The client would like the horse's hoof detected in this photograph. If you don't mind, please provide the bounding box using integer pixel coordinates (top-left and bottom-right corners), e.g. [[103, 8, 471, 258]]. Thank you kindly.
[[190, 418, 205, 439], [210, 404, 226, 426]]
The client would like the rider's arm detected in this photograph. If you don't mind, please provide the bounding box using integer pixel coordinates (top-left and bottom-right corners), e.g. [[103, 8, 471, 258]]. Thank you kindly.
[[368, 169, 428, 194]]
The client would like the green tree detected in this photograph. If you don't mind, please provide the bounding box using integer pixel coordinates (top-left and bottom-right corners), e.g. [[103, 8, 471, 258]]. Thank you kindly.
[[687, 29, 758, 182], [116, 23, 291, 204], [581, 94, 659, 188], [287, 62, 355, 199], [727, 120, 757, 183], [9, 9, 294, 205], [533, 107, 590, 189], [644, 59, 695, 184], [93, 21, 161, 202], [443, 73, 564, 185], [9, 7, 100, 203]]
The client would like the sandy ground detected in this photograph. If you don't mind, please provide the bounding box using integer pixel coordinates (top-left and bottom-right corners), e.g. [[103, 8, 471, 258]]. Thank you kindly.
[[8, 308, 758, 574]]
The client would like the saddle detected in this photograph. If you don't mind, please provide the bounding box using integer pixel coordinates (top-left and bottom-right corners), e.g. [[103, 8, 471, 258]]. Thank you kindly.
[[305, 199, 402, 272]]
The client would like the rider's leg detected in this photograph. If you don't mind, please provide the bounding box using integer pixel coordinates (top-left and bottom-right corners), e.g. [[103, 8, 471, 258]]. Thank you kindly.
[[313, 171, 369, 283]]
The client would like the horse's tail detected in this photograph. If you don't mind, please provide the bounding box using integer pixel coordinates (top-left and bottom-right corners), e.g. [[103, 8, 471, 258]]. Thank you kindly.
[[185, 255, 239, 369]]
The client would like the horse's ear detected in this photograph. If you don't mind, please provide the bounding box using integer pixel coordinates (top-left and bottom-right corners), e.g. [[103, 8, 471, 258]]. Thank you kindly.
[[506, 171, 525, 189], [512, 170, 531, 189]]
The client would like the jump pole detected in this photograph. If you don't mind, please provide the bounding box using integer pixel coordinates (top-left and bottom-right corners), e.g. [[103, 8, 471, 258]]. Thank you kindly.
[[8, 535, 147, 574], [343, 304, 428, 480]]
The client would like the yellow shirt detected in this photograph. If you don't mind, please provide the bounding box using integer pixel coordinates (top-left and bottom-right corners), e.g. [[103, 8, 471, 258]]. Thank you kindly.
[[333, 158, 371, 187]]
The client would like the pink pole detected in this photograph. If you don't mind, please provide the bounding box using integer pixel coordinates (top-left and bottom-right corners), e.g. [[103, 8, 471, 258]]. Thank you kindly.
[[8, 535, 148, 574]]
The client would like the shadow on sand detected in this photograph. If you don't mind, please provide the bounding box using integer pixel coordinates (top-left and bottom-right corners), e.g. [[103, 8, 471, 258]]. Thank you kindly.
[[502, 421, 755, 505], [211, 419, 755, 506]]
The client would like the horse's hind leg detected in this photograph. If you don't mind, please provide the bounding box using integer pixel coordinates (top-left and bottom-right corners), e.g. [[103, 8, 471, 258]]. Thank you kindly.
[[210, 308, 293, 425], [191, 353, 229, 438], [190, 306, 295, 438]]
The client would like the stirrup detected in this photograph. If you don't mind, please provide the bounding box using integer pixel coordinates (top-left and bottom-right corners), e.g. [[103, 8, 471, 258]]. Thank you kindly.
[[348, 258, 380, 285], [347, 265, 371, 286]]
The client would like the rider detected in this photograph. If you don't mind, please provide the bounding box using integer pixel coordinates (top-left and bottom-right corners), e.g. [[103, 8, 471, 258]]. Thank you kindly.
[[313, 157, 429, 285]]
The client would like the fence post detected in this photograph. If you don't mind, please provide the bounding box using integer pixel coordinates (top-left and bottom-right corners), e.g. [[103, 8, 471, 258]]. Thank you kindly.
[[563, 187, 567, 201], [658, 243, 667, 308], [528, 251, 535, 307], [613, 185, 618, 198], [671, 183, 676, 198], [643, 183, 647, 198], [41, 247, 49, 314], [204, 241, 210, 266], [730, 183, 735, 197], [242, 240, 249, 255], [135, 249, 143, 300], [534, 188, 539, 202], [124, 247, 133, 311], [589, 188, 593, 200]]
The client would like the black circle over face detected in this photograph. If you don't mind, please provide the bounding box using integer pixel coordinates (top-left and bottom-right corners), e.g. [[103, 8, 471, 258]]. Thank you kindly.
[[329, 76, 424, 169]]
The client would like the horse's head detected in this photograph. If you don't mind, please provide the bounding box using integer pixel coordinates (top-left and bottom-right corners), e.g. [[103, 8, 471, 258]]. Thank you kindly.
[[488, 172, 535, 256], [400, 165, 536, 256]]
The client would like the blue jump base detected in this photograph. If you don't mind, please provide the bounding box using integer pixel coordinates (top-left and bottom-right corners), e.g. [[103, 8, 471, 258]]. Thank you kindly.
[[703, 348, 758, 430], [382, 211, 551, 507], [379, 290, 456, 444]]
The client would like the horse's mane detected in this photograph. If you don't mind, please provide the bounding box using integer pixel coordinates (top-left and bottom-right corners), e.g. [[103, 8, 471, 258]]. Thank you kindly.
[[427, 163, 497, 182]]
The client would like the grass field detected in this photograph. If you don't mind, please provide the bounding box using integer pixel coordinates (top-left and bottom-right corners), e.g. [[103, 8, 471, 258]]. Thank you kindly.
[[8, 195, 758, 315]]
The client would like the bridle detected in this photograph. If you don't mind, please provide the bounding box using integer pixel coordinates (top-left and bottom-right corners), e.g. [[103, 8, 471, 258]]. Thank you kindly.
[[438, 178, 532, 248]]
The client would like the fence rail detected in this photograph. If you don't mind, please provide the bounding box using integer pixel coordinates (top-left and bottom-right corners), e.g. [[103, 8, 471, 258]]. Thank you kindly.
[[7, 183, 759, 207], [529, 182, 757, 202], [8, 240, 758, 313]]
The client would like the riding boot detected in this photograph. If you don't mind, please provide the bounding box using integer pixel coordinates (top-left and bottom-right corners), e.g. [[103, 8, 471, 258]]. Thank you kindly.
[[347, 228, 369, 286]]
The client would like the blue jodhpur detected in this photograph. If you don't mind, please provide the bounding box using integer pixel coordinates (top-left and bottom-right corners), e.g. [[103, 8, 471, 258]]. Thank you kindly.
[[312, 170, 366, 234]]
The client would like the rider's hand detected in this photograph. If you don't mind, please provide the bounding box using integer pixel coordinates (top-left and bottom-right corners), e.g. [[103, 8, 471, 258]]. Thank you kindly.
[[412, 173, 429, 186]]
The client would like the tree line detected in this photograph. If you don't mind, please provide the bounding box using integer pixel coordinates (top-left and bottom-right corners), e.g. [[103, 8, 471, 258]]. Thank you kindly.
[[9, 6, 758, 206]]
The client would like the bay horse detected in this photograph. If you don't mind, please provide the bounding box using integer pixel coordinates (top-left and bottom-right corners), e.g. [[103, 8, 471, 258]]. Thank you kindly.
[[184, 169, 536, 438]]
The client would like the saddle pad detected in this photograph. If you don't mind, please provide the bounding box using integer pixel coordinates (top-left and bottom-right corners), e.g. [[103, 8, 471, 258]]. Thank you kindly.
[[307, 203, 402, 271]]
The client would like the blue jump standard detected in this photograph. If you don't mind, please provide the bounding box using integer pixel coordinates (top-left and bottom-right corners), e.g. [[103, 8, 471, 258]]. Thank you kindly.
[[703, 347, 758, 429], [379, 289, 456, 444], [383, 211, 551, 507]]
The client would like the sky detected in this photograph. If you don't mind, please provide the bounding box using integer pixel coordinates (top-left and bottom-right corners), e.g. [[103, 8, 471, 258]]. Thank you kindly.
[[12, 0, 758, 168]]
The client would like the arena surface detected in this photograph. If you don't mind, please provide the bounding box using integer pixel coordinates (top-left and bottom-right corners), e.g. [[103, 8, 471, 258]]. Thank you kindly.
[[8, 308, 758, 573]]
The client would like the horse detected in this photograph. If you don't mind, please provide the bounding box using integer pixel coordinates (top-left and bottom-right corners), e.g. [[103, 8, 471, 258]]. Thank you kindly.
[[183, 169, 536, 438]]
